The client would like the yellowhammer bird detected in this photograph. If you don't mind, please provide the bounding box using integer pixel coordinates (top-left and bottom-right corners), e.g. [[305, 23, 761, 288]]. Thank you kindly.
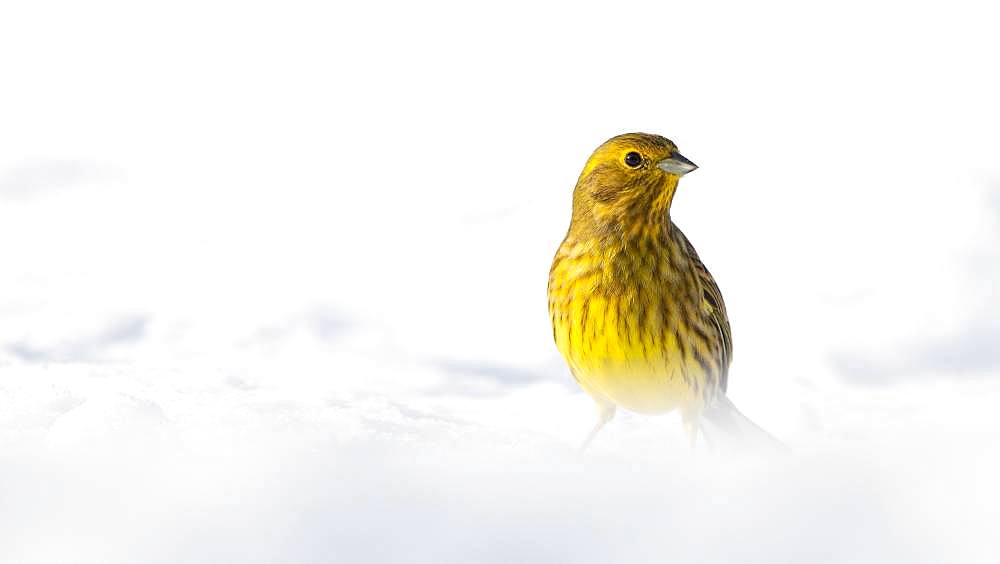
[[548, 132, 773, 450]]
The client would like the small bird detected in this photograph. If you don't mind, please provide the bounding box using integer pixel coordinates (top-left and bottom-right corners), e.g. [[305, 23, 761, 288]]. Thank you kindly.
[[548, 132, 773, 450]]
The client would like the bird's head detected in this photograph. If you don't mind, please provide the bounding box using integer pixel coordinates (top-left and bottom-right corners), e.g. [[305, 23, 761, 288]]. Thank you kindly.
[[570, 132, 697, 236]]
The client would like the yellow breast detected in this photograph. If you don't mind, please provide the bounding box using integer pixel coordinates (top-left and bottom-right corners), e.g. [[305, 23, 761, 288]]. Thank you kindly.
[[548, 236, 718, 415]]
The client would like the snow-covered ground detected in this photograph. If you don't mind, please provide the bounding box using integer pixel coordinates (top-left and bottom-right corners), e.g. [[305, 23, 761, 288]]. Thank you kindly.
[[2, 1, 1000, 562]]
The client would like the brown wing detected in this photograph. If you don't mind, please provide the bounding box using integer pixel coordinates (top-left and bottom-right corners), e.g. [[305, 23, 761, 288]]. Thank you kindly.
[[675, 228, 733, 393]]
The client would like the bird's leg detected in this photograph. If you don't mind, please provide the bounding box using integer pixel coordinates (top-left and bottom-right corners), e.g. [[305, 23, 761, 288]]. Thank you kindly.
[[683, 417, 698, 450], [579, 401, 616, 452], [696, 419, 717, 452], [682, 409, 704, 451]]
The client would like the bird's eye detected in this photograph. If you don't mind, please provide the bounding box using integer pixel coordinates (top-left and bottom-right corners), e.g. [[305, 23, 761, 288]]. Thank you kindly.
[[624, 151, 642, 168]]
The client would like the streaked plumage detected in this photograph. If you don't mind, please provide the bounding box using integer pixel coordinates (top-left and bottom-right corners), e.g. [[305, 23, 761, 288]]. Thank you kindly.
[[548, 133, 749, 448]]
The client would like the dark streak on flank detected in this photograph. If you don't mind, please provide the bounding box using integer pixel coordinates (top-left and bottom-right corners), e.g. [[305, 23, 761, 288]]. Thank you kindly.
[[690, 322, 711, 349], [621, 297, 634, 348], [677, 325, 690, 361], [692, 347, 714, 378]]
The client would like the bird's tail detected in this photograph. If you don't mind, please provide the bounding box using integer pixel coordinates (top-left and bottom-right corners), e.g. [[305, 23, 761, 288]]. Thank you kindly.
[[698, 395, 787, 454]]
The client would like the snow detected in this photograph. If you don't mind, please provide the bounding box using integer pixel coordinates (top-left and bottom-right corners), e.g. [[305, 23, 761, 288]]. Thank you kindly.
[[2, 0, 1000, 562]]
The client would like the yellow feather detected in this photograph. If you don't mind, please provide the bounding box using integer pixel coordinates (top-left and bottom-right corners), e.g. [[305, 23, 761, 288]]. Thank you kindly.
[[548, 133, 729, 425]]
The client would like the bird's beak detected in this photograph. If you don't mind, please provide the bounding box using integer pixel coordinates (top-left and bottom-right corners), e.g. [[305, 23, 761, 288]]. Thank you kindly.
[[657, 152, 698, 176]]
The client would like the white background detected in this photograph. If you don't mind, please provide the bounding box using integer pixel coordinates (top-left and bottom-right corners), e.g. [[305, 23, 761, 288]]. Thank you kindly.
[[1, 1, 999, 562]]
